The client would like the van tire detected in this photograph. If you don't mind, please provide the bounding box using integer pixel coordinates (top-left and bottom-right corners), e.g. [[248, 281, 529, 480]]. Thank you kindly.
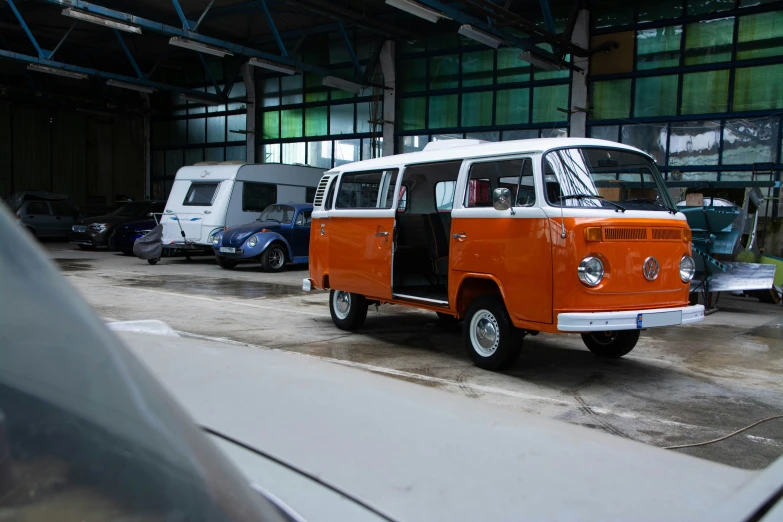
[[581, 330, 640, 358], [329, 290, 367, 331], [463, 295, 522, 371], [216, 256, 238, 269], [262, 244, 286, 272]]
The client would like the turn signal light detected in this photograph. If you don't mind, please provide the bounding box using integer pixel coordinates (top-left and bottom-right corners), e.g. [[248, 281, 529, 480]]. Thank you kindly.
[[260, 228, 271, 233], [682, 228, 692, 242], [584, 227, 603, 242]]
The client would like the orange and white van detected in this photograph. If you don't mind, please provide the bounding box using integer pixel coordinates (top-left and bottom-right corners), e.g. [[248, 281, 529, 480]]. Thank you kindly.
[[303, 138, 704, 370]]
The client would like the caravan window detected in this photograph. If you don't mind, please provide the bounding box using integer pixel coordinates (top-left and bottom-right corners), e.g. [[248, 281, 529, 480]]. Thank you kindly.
[[183, 183, 220, 206], [336, 169, 399, 209], [243, 182, 277, 212]]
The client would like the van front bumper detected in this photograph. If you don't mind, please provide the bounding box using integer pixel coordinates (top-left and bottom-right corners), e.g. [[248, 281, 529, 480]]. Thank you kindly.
[[557, 305, 704, 332]]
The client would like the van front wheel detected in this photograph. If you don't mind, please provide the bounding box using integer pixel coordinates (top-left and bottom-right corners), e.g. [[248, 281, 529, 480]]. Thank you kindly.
[[329, 290, 367, 331], [463, 296, 522, 371], [581, 330, 640, 358]]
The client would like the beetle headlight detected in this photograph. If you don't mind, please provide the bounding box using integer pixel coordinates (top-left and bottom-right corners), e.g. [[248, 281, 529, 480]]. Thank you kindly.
[[247, 235, 258, 248], [211, 234, 221, 246], [680, 255, 695, 282], [578, 256, 604, 287]]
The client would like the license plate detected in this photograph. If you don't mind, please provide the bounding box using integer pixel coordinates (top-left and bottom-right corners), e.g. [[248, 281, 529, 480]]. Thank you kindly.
[[637, 311, 682, 329], [73, 225, 87, 233], [219, 247, 235, 253]]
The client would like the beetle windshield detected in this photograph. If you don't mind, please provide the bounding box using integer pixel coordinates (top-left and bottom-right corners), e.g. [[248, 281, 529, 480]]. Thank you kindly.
[[257, 204, 296, 224], [543, 148, 675, 212]]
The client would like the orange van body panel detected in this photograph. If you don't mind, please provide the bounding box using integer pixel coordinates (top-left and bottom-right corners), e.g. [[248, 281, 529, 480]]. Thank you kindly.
[[327, 216, 394, 300], [309, 217, 328, 288]]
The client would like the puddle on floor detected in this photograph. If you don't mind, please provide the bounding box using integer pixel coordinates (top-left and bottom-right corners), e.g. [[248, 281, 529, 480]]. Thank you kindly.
[[748, 319, 783, 341], [124, 276, 301, 299], [53, 259, 94, 272]]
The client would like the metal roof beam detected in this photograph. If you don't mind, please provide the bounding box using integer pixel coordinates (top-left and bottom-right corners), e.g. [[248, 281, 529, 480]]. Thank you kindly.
[[337, 20, 361, 76], [6, 0, 46, 58], [170, 0, 197, 30], [258, 0, 287, 57], [539, 0, 556, 34], [113, 28, 143, 78]]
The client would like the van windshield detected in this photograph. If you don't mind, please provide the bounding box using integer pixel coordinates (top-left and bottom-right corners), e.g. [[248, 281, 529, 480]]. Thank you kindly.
[[543, 148, 675, 212], [257, 204, 296, 224]]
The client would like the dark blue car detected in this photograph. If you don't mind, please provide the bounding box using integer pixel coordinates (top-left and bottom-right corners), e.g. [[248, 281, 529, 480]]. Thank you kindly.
[[210, 203, 313, 271], [108, 218, 157, 255]]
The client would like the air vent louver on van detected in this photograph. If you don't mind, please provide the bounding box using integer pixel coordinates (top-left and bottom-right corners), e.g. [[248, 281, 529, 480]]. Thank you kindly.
[[313, 175, 332, 207], [604, 228, 647, 241]]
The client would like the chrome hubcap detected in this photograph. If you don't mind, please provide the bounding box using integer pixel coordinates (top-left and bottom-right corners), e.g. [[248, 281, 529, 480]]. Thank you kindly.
[[269, 248, 284, 269], [334, 291, 351, 320], [469, 310, 499, 357]]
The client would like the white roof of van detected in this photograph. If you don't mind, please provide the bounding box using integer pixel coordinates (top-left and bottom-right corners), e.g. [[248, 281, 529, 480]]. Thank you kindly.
[[327, 138, 651, 174]]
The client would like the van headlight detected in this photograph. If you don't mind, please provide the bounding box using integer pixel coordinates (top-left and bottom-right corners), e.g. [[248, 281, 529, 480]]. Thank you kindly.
[[247, 235, 258, 248], [680, 255, 696, 282], [211, 234, 221, 246], [578, 256, 604, 286]]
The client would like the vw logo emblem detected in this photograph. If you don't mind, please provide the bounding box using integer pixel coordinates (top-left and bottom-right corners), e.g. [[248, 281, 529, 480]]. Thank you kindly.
[[200, 170, 210, 178], [643, 257, 660, 281]]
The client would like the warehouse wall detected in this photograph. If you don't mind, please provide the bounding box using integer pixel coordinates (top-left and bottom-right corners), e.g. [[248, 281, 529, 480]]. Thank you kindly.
[[0, 103, 145, 208]]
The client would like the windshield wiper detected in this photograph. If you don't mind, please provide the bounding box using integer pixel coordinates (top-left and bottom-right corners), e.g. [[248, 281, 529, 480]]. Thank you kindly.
[[624, 198, 677, 214], [559, 194, 626, 213]]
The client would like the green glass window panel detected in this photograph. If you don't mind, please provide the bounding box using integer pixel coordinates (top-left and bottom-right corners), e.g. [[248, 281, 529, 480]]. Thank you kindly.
[[462, 50, 494, 87], [263, 111, 279, 139], [534, 47, 570, 80], [429, 55, 459, 90], [738, 12, 783, 60], [734, 64, 783, 111], [496, 88, 530, 126], [589, 125, 619, 142], [261, 144, 279, 163], [400, 58, 426, 93], [461, 91, 493, 127], [686, 0, 733, 15], [329, 67, 356, 100], [356, 101, 379, 134], [280, 75, 303, 105], [227, 114, 245, 142], [281, 109, 303, 138], [305, 73, 328, 103], [282, 142, 306, 165], [262, 78, 279, 107], [226, 146, 246, 161], [684, 18, 734, 65], [169, 119, 186, 147], [400, 97, 426, 130], [637, 26, 681, 70], [330, 104, 354, 134], [305, 106, 327, 137], [634, 75, 678, 117], [681, 70, 729, 114], [637, 0, 683, 22], [205, 147, 224, 162], [428, 94, 458, 129], [497, 48, 530, 84], [532, 84, 569, 123], [187, 118, 206, 144], [185, 148, 204, 165], [207, 116, 226, 143], [428, 32, 459, 51], [590, 80, 631, 120], [593, 1, 634, 28]]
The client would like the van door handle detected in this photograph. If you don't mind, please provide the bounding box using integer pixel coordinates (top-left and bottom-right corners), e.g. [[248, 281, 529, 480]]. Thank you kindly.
[[204, 210, 212, 214], [452, 233, 467, 239], [375, 231, 389, 237]]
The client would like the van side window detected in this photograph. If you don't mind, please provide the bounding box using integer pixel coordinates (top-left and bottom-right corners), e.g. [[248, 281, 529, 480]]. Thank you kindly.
[[336, 169, 399, 209], [466, 159, 534, 208], [397, 185, 408, 213], [243, 182, 277, 212], [184, 183, 220, 206], [324, 177, 337, 210], [306, 187, 316, 203], [434, 181, 456, 211]]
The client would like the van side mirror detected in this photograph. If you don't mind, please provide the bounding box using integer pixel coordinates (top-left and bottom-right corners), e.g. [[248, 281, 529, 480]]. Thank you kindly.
[[493, 188, 512, 211]]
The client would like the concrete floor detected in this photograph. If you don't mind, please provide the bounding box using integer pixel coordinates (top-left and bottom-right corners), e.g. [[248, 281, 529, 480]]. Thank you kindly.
[[46, 242, 783, 470]]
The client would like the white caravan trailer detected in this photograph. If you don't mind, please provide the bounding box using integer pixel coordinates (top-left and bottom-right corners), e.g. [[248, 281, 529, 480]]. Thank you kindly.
[[161, 162, 324, 252]]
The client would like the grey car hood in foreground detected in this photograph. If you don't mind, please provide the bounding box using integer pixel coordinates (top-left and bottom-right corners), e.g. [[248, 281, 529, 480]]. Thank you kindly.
[[119, 330, 783, 522]]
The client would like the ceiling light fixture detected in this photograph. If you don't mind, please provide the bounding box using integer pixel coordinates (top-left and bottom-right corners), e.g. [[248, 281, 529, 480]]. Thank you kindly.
[[247, 57, 298, 75], [458, 24, 505, 49], [27, 64, 88, 80], [385, 0, 450, 23], [519, 51, 563, 71], [322, 75, 363, 94], [179, 93, 224, 106], [106, 79, 156, 93], [169, 37, 233, 58], [61, 8, 142, 34]]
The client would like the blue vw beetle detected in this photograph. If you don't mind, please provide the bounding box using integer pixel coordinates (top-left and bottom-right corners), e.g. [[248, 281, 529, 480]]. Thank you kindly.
[[210, 203, 313, 271]]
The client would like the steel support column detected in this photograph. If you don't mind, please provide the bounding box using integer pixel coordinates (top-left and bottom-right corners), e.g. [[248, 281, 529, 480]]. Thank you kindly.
[[379, 40, 395, 157], [241, 63, 256, 163], [569, 9, 589, 137]]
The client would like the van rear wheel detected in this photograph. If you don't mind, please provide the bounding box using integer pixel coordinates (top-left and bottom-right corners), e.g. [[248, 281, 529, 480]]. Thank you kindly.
[[463, 296, 522, 371], [581, 330, 640, 358], [329, 290, 367, 331]]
